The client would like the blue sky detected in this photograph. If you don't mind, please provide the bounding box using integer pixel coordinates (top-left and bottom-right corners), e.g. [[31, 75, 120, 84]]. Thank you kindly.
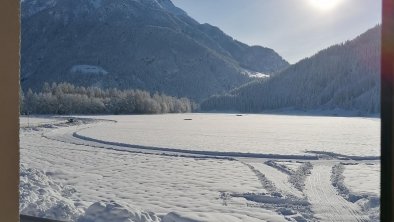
[[172, 0, 381, 64]]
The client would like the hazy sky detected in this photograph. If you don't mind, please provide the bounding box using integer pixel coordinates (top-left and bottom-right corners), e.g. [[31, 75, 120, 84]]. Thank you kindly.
[[172, 0, 381, 64]]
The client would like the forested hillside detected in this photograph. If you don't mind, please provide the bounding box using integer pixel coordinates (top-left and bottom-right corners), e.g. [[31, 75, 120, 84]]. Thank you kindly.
[[21, 0, 288, 101], [201, 25, 381, 114], [21, 82, 194, 115]]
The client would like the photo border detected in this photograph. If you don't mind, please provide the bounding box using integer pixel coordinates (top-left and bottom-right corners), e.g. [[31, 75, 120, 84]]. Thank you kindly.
[[0, 0, 20, 221], [381, 0, 394, 221], [0, 0, 392, 221]]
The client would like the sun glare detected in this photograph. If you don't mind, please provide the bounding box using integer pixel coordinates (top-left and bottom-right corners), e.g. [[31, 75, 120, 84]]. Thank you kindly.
[[309, 0, 342, 10]]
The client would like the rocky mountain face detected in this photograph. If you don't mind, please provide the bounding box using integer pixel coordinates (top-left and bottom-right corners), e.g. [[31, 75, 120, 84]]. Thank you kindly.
[[201, 26, 381, 114], [21, 0, 289, 100]]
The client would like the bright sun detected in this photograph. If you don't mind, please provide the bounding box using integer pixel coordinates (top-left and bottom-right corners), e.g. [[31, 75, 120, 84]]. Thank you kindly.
[[309, 0, 342, 10]]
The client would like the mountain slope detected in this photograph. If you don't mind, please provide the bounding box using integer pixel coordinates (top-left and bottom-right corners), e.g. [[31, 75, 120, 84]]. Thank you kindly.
[[201, 25, 381, 114], [21, 0, 289, 100]]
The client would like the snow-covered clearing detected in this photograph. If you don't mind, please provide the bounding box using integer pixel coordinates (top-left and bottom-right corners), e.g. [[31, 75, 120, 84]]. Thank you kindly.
[[20, 115, 380, 221], [75, 114, 380, 157], [343, 163, 380, 197]]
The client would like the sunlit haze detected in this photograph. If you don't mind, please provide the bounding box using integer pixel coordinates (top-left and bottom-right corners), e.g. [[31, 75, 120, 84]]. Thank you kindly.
[[309, 0, 343, 10], [172, 0, 381, 63]]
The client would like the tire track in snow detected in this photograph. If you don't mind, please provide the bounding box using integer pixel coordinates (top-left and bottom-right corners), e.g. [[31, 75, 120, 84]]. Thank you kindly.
[[304, 162, 368, 222]]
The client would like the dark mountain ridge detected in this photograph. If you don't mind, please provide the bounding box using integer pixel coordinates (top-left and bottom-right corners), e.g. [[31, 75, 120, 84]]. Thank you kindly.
[[21, 0, 289, 101]]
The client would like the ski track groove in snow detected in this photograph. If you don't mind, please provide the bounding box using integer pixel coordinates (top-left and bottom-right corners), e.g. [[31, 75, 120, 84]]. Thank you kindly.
[[305, 163, 368, 222], [241, 162, 277, 193], [244, 162, 303, 198]]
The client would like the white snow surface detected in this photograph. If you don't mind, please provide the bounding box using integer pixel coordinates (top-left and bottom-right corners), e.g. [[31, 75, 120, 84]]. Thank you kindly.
[[343, 163, 380, 196], [275, 161, 302, 172], [246, 162, 303, 198], [20, 117, 286, 222], [19, 114, 380, 221], [20, 163, 162, 222], [19, 116, 65, 128], [20, 164, 84, 221], [76, 114, 380, 156], [162, 212, 265, 222], [304, 163, 368, 221], [78, 201, 161, 222]]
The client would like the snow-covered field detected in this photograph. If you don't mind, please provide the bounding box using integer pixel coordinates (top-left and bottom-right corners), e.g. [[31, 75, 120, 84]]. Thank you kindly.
[[343, 163, 380, 197], [19, 114, 380, 221], [75, 114, 380, 157]]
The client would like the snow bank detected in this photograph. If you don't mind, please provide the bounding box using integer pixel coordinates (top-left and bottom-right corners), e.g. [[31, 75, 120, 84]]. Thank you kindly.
[[78, 203, 273, 222], [19, 164, 83, 221], [20, 165, 160, 222], [78, 201, 160, 222], [162, 212, 265, 222], [355, 197, 380, 221], [20, 161, 272, 222]]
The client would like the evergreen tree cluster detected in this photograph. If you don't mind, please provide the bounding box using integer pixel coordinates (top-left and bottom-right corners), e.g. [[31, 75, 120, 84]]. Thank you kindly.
[[21, 82, 195, 115], [201, 25, 381, 115]]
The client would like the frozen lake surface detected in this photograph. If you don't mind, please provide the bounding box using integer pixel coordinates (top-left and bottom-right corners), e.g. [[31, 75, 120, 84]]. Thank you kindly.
[[19, 114, 381, 222], [77, 114, 380, 157]]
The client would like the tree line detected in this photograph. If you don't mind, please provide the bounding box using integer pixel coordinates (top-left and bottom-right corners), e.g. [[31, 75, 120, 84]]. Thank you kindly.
[[20, 82, 196, 115], [201, 25, 381, 115]]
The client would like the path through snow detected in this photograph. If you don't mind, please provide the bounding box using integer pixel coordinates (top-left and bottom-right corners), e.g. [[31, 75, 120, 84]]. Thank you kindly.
[[304, 163, 368, 222]]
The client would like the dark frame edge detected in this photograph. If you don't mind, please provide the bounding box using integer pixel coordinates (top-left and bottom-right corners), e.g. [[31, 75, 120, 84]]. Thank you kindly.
[[0, 0, 20, 221], [0, 0, 391, 221], [381, 0, 394, 221], [20, 214, 67, 222]]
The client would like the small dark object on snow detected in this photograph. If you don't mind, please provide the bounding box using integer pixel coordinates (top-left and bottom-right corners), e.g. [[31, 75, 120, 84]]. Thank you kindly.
[[67, 118, 75, 123], [184, 118, 193, 120], [236, 114, 243, 116]]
